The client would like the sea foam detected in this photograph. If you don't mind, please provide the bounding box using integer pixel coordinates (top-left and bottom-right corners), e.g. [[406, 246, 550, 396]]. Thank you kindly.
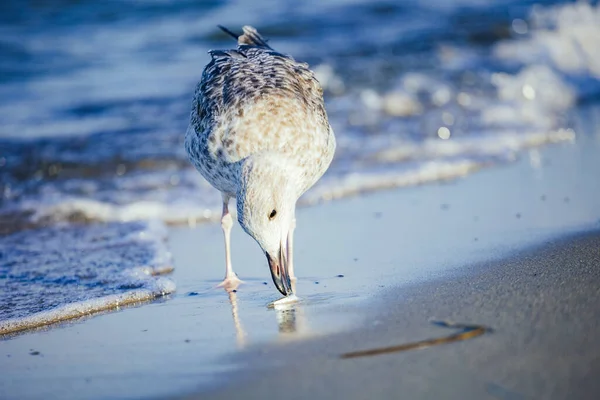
[[0, 220, 175, 335], [1, 2, 596, 228], [0, 1, 598, 335]]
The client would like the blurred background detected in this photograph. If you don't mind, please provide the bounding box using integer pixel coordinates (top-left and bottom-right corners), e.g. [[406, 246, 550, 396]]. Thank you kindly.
[[1, 0, 598, 229], [1, 0, 599, 328]]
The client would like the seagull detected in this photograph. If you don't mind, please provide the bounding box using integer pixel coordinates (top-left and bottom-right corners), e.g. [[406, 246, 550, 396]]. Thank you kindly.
[[185, 25, 336, 296]]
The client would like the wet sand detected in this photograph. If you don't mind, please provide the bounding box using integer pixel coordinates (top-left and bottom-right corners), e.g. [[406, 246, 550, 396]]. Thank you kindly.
[[192, 230, 600, 400], [185, 129, 600, 398], [1, 132, 600, 399]]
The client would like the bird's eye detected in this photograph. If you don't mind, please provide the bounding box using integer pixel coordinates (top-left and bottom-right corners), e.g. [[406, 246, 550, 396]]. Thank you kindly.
[[268, 209, 277, 220]]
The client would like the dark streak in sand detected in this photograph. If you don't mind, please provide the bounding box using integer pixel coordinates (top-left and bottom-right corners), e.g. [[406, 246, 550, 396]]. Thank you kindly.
[[340, 321, 490, 359]]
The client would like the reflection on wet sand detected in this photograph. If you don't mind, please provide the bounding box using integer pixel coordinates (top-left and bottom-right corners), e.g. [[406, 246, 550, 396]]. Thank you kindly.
[[275, 306, 297, 334], [222, 287, 488, 359], [272, 280, 309, 338], [223, 279, 308, 347], [226, 290, 246, 348], [273, 303, 308, 338]]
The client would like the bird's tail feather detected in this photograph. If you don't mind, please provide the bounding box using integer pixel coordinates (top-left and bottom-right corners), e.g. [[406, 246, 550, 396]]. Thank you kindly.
[[217, 25, 271, 49], [239, 26, 271, 48], [217, 25, 239, 41]]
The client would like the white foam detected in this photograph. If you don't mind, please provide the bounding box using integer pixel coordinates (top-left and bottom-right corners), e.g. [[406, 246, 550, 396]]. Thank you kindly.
[[0, 1, 592, 232], [10, 125, 575, 227], [381, 91, 423, 117], [485, 65, 575, 129], [302, 160, 480, 204], [313, 64, 345, 95], [0, 220, 176, 335], [23, 197, 220, 227], [494, 2, 600, 79], [0, 278, 175, 336], [371, 129, 575, 164]]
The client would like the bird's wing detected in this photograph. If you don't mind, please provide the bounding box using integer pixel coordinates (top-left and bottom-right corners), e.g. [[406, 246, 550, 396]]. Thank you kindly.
[[192, 26, 330, 163]]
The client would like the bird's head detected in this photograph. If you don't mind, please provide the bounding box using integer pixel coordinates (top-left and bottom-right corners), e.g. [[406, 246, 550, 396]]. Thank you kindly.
[[237, 154, 298, 296]]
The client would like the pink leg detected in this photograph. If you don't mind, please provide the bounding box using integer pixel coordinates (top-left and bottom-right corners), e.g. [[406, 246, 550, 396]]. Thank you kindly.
[[218, 194, 242, 291]]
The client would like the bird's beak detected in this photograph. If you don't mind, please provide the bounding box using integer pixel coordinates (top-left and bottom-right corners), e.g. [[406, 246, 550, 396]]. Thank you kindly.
[[266, 246, 292, 296]]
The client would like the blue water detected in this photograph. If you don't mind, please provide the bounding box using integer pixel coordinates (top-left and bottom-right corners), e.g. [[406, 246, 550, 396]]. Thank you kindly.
[[0, 0, 599, 332]]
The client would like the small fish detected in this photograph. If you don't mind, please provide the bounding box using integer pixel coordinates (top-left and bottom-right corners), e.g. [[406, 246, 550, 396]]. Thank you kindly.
[[267, 294, 301, 309]]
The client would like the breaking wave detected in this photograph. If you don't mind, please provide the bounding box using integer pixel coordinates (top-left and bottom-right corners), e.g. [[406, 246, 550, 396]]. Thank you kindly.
[[0, 220, 175, 335], [1, 0, 598, 333]]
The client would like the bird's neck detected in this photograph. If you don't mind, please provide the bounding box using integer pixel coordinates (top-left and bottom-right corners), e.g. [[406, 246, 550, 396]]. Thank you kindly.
[[237, 152, 302, 199]]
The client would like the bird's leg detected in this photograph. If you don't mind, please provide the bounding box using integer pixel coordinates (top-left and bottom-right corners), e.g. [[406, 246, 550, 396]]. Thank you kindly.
[[218, 195, 242, 291], [287, 217, 297, 281]]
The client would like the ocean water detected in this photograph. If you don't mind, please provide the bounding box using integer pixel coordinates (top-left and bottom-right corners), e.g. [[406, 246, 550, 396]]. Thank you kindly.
[[1, 0, 599, 334], [0, 220, 175, 334]]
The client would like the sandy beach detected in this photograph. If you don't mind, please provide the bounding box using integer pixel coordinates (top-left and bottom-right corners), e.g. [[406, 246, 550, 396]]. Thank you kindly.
[[1, 108, 599, 399], [194, 230, 600, 400], [2, 2, 600, 398], [185, 112, 600, 400]]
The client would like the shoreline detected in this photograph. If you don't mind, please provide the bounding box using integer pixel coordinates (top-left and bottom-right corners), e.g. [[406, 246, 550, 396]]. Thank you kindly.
[[195, 228, 600, 400], [1, 2, 600, 399], [1, 128, 599, 399], [186, 118, 600, 398]]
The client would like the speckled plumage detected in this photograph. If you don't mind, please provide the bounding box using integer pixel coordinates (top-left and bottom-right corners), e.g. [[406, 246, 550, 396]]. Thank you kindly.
[[184, 25, 335, 295], [185, 26, 335, 201]]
